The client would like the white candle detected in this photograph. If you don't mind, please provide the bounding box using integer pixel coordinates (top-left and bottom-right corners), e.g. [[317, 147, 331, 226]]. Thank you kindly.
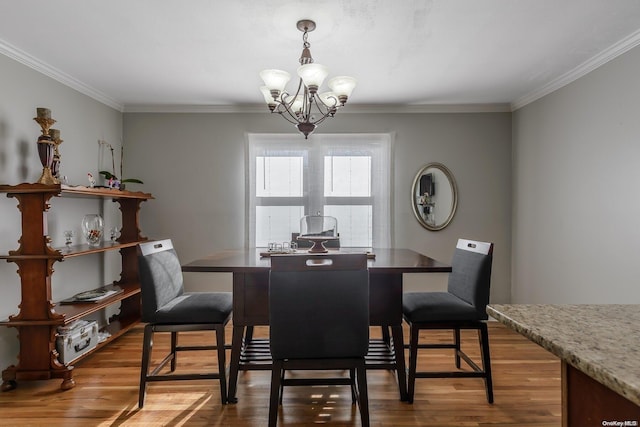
[[37, 108, 51, 119]]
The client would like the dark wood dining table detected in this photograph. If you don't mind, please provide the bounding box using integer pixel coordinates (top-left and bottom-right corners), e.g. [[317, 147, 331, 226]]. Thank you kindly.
[[182, 247, 451, 403]]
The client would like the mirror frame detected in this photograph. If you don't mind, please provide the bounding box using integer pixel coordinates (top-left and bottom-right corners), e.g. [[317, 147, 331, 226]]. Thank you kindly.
[[411, 162, 458, 231]]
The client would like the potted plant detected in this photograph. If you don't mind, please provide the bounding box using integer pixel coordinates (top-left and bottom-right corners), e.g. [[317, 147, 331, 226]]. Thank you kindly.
[[98, 140, 143, 190]]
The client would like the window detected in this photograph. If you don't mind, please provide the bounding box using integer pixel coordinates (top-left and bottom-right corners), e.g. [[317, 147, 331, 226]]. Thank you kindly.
[[248, 133, 391, 248]]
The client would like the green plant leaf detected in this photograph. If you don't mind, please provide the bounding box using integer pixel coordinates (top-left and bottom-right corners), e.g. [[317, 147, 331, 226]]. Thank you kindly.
[[99, 170, 117, 180], [121, 178, 144, 184]]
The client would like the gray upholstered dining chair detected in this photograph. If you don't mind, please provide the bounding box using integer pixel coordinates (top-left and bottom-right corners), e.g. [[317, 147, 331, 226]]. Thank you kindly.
[[402, 238, 494, 404], [268, 253, 370, 427], [137, 239, 232, 408]]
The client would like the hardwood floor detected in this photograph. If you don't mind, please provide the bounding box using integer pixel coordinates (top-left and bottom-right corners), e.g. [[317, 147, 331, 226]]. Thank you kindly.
[[0, 322, 561, 426]]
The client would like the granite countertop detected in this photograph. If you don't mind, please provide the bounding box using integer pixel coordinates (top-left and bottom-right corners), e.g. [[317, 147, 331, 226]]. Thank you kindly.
[[487, 304, 640, 407]]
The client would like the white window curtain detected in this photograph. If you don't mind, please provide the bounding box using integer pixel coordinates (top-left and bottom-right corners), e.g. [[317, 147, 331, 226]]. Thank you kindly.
[[247, 133, 392, 248]]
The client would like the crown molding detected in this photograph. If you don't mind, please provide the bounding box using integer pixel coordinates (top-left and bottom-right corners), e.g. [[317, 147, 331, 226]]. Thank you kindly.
[[0, 39, 123, 112], [343, 103, 512, 113], [4, 27, 638, 115], [511, 28, 640, 111], [123, 102, 512, 114], [123, 104, 266, 113]]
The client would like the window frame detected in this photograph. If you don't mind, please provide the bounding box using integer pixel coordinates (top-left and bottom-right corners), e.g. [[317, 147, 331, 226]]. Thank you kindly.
[[247, 133, 392, 249]]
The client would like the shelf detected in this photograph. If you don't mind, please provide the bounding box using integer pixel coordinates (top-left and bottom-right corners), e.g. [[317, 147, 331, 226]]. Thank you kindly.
[[56, 314, 140, 367], [0, 253, 62, 261], [0, 182, 152, 391], [53, 283, 141, 324], [102, 315, 140, 340], [0, 183, 153, 200], [55, 240, 145, 258], [0, 240, 145, 260], [60, 184, 153, 200], [0, 283, 141, 326]]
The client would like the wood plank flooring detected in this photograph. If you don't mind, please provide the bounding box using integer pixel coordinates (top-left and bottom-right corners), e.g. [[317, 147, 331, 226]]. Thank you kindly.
[[0, 322, 561, 426]]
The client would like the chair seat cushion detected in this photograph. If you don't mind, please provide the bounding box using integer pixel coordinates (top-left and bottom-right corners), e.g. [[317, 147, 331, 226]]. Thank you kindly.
[[403, 292, 484, 323], [152, 292, 232, 324]]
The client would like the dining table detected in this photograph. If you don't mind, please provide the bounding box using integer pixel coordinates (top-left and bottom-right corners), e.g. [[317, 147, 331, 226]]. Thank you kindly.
[[181, 247, 451, 403]]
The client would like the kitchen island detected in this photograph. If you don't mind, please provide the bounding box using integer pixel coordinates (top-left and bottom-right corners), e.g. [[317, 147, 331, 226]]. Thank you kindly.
[[487, 304, 640, 426]]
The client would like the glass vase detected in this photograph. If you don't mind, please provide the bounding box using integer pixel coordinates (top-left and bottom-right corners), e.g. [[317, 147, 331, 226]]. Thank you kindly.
[[81, 214, 104, 247]]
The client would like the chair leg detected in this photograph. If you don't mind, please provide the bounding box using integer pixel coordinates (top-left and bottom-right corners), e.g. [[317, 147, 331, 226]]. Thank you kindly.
[[350, 368, 357, 404], [454, 327, 461, 369], [170, 331, 178, 372], [355, 360, 370, 427], [269, 360, 284, 427], [407, 323, 419, 404], [139, 324, 154, 409], [479, 323, 494, 403], [216, 324, 228, 405], [227, 325, 244, 404], [279, 369, 285, 405], [391, 325, 408, 402]]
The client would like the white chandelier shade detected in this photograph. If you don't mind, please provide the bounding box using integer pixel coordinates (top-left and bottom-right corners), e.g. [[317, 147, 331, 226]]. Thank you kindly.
[[296, 63, 329, 91], [260, 86, 275, 105], [328, 76, 357, 99], [259, 69, 291, 96]]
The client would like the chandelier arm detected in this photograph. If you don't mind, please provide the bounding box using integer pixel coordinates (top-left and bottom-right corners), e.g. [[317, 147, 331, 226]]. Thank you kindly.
[[301, 87, 312, 120], [305, 99, 334, 124], [274, 107, 301, 125], [292, 78, 304, 99], [315, 94, 339, 111], [275, 79, 307, 123], [273, 99, 302, 124], [309, 111, 332, 126], [275, 105, 306, 125]]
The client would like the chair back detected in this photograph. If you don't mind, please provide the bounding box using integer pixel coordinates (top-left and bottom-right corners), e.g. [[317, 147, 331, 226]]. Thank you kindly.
[[447, 238, 494, 320], [269, 253, 369, 360], [138, 239, 185, 323]]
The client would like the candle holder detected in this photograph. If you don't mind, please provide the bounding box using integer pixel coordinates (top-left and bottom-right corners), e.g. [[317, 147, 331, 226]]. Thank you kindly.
[[49, 129, 63, 184], [51, 152, 60, 184], [33, 109, 57, 185]]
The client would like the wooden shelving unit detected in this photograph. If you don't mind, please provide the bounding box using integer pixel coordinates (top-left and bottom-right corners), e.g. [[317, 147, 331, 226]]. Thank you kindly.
[[0, 183, 153, 391]]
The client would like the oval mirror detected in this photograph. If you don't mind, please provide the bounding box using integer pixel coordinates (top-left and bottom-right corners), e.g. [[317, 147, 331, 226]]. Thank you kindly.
[[411, 162, 458, 231]]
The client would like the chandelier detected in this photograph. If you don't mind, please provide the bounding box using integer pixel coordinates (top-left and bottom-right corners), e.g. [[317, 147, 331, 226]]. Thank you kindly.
[[259, 19, 357, 139]]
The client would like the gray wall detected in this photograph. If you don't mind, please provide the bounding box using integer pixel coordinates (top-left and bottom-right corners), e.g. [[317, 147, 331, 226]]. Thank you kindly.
[[0, 53, 123, 374], [512, 45, 640, 303], [123, 111, 512, 299]]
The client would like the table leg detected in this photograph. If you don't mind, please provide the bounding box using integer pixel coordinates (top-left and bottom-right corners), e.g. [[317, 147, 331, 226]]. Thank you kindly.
[[244, 325, 254, 343], [391, 324, 408, 401], [381, 325, 391, 345], [227, 325, 245, 403]]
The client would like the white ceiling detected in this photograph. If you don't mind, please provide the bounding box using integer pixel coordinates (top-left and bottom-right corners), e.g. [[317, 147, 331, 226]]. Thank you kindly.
[[1, 0, 640, 112]]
